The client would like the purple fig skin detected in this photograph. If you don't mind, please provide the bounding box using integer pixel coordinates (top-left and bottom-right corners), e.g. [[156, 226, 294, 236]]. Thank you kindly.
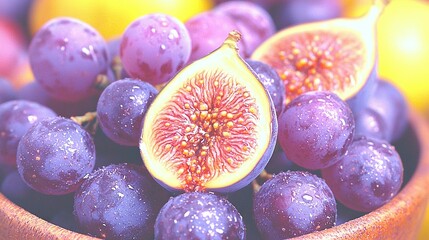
[[269, 0, 342, 30], [246, 59, 286, 116], [213, 98, 277, 194], [347, 66, 377, 116]]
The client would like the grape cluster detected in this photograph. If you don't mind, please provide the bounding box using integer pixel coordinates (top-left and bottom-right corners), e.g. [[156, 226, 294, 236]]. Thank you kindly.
[[0, 1, 412, 239]]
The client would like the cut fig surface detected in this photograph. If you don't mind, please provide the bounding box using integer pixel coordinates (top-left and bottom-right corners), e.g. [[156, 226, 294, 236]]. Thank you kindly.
[[140, 31, 277, 193], [252, 0, 388, 105], [269, 30, 364, 104]]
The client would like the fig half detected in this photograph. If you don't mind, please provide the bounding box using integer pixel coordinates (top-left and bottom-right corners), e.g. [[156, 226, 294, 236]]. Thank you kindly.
[[140, 31, 277, 193], [251, 0, 388, 110]]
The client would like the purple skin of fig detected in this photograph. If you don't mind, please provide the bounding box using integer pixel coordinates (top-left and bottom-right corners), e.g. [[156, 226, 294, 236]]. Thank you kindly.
[[346, 67, 377, 116]]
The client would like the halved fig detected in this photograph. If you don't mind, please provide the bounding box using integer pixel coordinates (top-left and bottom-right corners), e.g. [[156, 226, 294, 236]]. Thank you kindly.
[[251, 0, 388, 112], [140, 31, 278, 193]]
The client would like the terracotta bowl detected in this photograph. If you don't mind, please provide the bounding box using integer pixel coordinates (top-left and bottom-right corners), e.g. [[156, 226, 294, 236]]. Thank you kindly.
[[0, 111, 429, 240]]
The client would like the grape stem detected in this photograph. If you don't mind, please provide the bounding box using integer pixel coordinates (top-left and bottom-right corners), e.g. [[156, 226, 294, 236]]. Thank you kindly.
[[252, 169, 273, 193], [112, 56, 123, 81], [70, 111, 98, 136], [94, 74, 111, 90]]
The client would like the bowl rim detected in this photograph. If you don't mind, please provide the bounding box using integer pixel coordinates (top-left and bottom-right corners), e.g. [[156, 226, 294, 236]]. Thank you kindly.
[[0, 111, 428, 239]]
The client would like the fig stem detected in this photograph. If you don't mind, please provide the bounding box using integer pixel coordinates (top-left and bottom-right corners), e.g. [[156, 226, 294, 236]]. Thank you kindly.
[[366, 0, 391, 24], [70, 111, 98, 136], [223, 30, 242, 51]]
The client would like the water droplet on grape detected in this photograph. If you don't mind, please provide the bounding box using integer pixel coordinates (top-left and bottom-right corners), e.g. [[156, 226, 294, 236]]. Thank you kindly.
[[160, 44, 166, 54], [184, 211, 190, 217], [81, 45, 97, 61], [168, 29, 179, 41], [302, 194, 313, 203]]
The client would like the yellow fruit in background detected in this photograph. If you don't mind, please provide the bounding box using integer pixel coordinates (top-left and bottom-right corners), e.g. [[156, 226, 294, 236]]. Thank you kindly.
[[376, 0, 429, 113], [339, 0, 422, 18], [29, 0, 214, 40], [339, 0, 372, 17]]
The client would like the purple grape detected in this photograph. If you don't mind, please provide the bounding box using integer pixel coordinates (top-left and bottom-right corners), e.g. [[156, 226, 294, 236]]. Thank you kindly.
[[354, 107, 389, 140], [107, 37, 121, 60], [270, 0, 342, 30], [17, 81, 99, 118], [213, 0, 281, 9], [185, 11, 246, 63], [1, 170, 74, 220], [73, 163, 170, 240], [0, 0, 33, 25], [28, 17, 109, 102], [227, 184, 262, 240], [93, 127, 142, 169], [16, 117, 96, 195], [17, 81, 51, 106], [0, 100, 57, 166], [213, 1, 275, 57], [97, 78, 158, 146], [366, 79, 409, 143], [155, 191, 246, 240], [50, 209, 81, 233], [321, 136, 404, 212], [253, 171, 337, 239], [107, 37, 129, 81], [120, 13, 191, 86], [245, 59, 285, 116], [0, 162, 15, 182], [0, 78, 17, 104], [265, 144, 303, 174], [336, 202, 364, 226], [1, 170, 35, 206], [277, 91, 355, 170]]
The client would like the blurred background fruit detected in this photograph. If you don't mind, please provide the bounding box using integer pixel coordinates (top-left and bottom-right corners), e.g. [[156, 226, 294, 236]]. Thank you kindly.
[[339, 0, 372, 17], [6, 53, 33, 89], [0, 0, 33, 38], [269, 0, 342, 30], [376, 0, 429, 115], [0, 17, 25, 78], [340, 0, 429, 116], [29, 0, 214, 40]]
